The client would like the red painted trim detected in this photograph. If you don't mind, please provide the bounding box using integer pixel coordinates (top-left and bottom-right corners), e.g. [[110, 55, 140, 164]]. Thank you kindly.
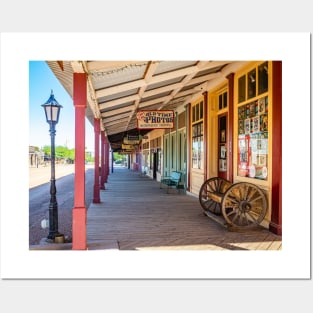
[[270, 61, 282, 235], [72, 73, 87, 250], [73, 74, 87, 108], [187, 103, 191, 191], [100, 131, 106, 190], [105, 141, 109, 182], [74, 108, 86, 207], [93, 118, 101, 203], [227, 73, 234, 182], [217, 113, 228, 181], [203, 92, 208, 181]]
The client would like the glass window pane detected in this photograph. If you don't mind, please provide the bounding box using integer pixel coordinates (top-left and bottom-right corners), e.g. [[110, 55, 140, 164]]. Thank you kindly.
[[195, 103, 199, 121], [258, 62, 268, 94], [247, 68, 256, 99], [192, 106, 195, 122], [238, 75, 246, 103], [45, 106, 52, 121], [200, 101, 203, 119], [219, 94, 223, 110], [223, 92, 227, 108]]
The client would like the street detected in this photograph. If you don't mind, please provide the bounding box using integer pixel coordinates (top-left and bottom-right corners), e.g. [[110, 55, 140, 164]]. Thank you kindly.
[[29, 164, 95, 245]]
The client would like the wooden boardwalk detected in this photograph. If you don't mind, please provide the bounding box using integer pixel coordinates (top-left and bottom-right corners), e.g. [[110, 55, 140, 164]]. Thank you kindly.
[[87, 167, 282, 250]]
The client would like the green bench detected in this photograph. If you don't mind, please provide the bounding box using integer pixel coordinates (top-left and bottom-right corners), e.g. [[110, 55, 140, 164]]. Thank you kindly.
[[160, 171, 184, 193]]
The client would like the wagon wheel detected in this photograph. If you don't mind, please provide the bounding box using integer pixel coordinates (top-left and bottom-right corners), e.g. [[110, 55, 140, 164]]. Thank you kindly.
[[199, 177, 232, 215], [221, 182, 267, 228]]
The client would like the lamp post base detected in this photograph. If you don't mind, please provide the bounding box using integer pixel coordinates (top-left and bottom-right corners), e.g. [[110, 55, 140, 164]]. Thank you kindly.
[[54, 234, 65, 243]]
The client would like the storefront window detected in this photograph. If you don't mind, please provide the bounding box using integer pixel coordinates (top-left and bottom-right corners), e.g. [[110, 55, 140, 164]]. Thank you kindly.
[[237, 96, 268, 180], [192, 123, 203, 169], [191, 99, 204, 170], [219, 91, 228, 110]]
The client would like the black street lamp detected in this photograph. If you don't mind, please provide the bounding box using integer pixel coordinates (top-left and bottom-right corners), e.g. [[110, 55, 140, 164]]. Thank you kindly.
[[42, 90, 63, 241]]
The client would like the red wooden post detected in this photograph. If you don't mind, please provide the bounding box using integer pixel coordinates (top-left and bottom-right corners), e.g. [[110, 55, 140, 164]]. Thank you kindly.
[[269, 61, 282, 235], [100, 131, 106, 190], [72, 73, 87, 250], [105, 135, 110, 182], [227, 72, 234, 182], [93, 118, 101, 203], [202, 91, 208, 182]]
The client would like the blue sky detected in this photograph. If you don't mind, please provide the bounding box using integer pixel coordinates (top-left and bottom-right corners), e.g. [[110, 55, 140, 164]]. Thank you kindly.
[[29, 61, 94, 151]]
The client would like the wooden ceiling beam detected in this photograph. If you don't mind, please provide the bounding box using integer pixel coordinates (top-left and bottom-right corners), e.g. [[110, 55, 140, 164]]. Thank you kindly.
[[87, 61, 147, 72], [95, 79, 145, 98], [101, 105, 134, 117], [99, 94, 139, 110]]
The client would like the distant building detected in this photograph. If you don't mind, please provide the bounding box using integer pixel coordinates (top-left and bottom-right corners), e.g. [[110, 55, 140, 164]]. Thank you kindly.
[[29, 146, 44, 167]]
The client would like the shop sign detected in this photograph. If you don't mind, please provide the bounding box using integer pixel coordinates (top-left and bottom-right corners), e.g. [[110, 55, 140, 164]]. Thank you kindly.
[[127, 135, 139, 141], [137, 110, 174, 129], [123, 137, 140, 145], [122, 144, 137, 150]]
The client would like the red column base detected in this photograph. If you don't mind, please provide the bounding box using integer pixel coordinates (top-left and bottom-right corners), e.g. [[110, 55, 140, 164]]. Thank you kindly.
[[72, 206, 87, 250], [269, 222, 282, 236], [93, 193, 101, 203]]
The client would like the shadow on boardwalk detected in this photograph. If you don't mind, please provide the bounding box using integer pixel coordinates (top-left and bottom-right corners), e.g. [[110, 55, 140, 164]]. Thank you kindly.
[[87, 166, 282, 251]]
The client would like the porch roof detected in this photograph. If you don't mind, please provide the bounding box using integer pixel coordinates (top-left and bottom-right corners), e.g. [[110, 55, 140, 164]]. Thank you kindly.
[[47, 60, 245, 151]]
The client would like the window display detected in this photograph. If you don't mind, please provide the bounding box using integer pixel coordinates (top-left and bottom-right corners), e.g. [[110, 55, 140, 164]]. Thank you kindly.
[[191, 100, 204, 170], [192, 122, 203, 169], [237, 95, 268, 180], [218, 115, 227, 174]]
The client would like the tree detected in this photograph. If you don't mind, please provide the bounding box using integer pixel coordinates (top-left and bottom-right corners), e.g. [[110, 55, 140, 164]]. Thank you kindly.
[[113, 152, 124, 162], [42, 145, 51, 156], [42, 145, 75, 162]]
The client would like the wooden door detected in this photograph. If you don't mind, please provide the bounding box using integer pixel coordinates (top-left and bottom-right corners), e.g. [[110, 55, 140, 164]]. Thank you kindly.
[[218, 114, 227, 180]]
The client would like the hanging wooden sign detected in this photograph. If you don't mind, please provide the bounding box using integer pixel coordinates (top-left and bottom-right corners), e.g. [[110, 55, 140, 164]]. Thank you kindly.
[[123, 137, 140, 145], [136, 110, 174, 129], [122, 144, 137, 150]]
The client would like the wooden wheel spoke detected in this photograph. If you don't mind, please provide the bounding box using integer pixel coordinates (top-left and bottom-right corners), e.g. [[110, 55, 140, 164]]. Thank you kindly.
[[213, 180, 218, 191], [214, 202, 221, 213], [249, 195, 264, 204], [238, 186, 244, 200], [227, 195, 240, 204], [230, 210, 241, 223], [242, 212, 252, 225], [240, 212, 251, 226], [228, 192, 241, 203], [238, 212, 244, 225], [246, 211, 258, 223], [207, 200, 217, 211], [243, 185, 249, 200], [201, 199, 211, 209], [225, 207, 236, 217], [246, 187, 257, 201]]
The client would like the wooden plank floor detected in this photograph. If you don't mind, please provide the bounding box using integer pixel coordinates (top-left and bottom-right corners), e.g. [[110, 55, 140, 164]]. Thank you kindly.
[[87, 167, 282, 250]]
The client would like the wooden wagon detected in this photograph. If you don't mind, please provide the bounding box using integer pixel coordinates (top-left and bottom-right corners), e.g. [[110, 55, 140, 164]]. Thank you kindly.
[[199, 177, 267, 230]]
